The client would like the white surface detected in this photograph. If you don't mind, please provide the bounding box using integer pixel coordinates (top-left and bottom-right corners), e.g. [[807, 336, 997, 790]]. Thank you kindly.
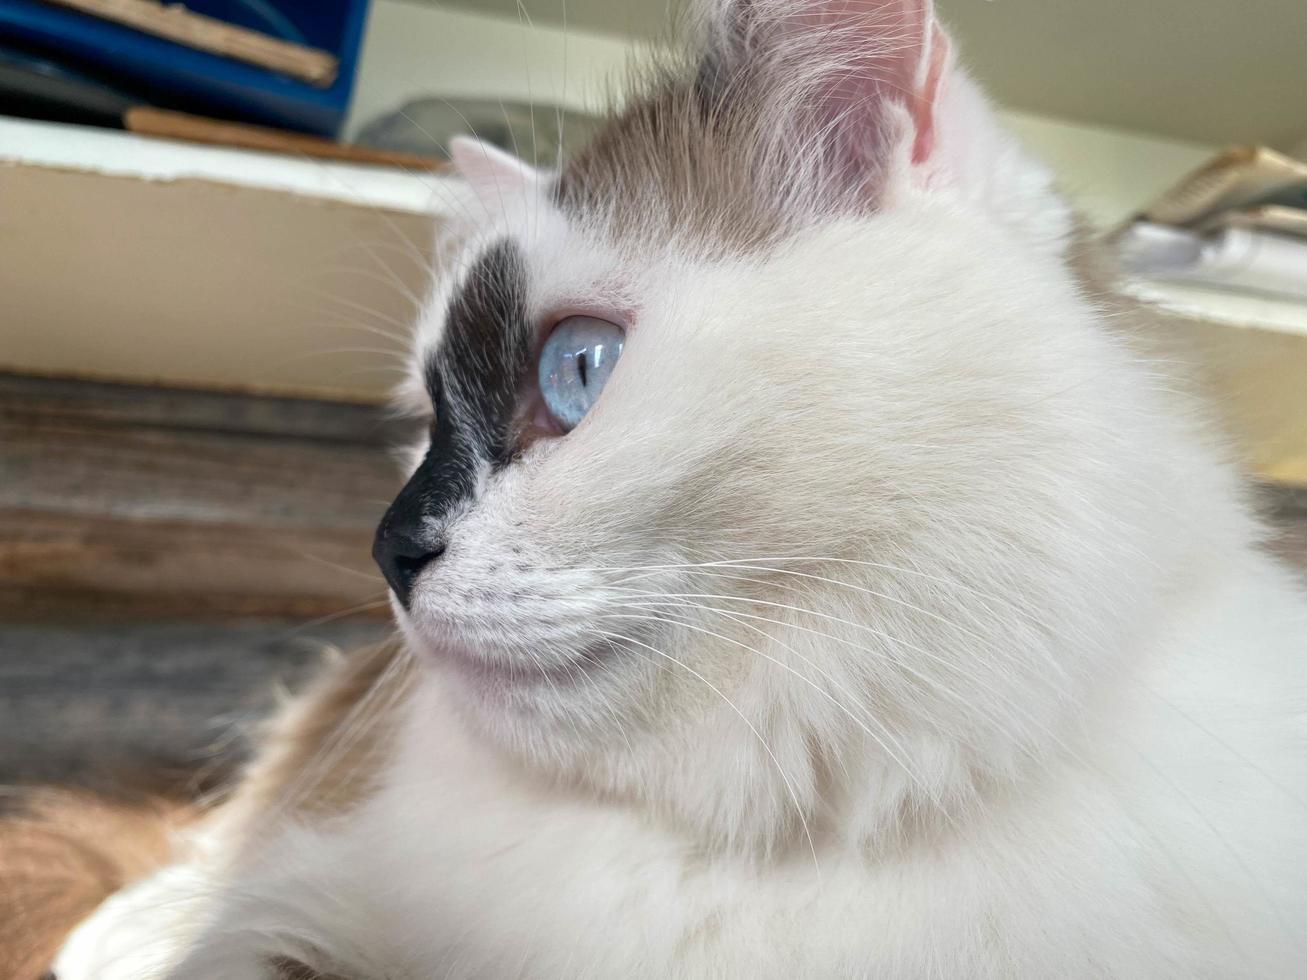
[[1126, 278, 1307, 338], [0, 115, 455, 216], [1115, 222, 1204, 273], [1120, 223, 1307, 303]]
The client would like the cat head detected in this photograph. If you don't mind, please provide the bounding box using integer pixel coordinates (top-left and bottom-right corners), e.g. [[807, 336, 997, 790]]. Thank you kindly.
[[373, 0, 1221, 851]]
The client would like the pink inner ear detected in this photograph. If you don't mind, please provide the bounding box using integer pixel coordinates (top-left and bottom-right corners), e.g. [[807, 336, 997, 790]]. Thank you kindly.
[[448, 136, 541, 207], [780, 0, 951, 179], [911, 21, 950, 165]]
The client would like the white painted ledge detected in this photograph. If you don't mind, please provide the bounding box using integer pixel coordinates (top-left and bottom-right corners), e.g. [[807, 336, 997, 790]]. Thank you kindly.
[[0, 115, 455, 215]]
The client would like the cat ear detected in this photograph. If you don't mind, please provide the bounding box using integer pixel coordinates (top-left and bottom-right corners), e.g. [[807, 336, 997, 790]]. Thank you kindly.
[[448, 136, 543, 210], [702, 0, 952, 196]]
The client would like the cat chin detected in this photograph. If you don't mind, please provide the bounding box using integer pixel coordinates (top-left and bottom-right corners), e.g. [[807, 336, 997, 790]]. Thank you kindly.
[[396, 614, 614, 689]]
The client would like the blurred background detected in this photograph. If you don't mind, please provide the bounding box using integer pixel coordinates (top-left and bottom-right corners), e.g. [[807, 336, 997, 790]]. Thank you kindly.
[[2, 0, 1305, 784]]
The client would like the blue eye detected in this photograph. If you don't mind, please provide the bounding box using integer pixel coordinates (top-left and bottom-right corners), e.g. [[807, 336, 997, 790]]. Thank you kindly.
[[538, 316, 625, 432]]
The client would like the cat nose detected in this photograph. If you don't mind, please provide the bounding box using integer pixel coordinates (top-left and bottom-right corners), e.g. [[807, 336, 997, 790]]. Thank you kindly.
[[372, 517, 446, 608]]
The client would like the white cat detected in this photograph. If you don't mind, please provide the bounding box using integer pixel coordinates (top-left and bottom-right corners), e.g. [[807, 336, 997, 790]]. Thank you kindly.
[[57, 1, 1307, 977]]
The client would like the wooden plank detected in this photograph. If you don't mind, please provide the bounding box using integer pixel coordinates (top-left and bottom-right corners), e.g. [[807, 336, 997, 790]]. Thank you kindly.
[[0, 372, 418, 621], [0, 371, 395, 440], [0, 511, 387, 621], [0, 619, 387, 783], [125, 108, 450, 171], [42, 0, 339, 85]]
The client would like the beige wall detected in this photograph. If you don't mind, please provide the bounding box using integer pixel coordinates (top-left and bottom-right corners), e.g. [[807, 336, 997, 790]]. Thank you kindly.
[[1002, 111, 1210, 228]]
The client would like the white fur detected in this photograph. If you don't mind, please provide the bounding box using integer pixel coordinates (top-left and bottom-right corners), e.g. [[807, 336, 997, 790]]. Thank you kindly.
[[61, 2, 1306, 976]]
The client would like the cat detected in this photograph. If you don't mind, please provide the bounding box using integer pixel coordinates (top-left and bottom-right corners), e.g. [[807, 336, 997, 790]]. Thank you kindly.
[[53, 0, 1307, 976]]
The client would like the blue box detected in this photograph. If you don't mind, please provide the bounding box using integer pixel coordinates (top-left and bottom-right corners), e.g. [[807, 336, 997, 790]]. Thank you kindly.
[[0, 0, 371, 137]]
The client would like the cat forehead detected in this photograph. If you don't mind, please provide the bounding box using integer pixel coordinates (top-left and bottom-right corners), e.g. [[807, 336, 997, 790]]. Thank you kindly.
[[553, 71, 792, 255], [430, 61, 802, 265]]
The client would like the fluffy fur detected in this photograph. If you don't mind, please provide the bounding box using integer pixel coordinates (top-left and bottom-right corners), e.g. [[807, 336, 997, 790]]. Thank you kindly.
[[56, 1, 1306, 976]]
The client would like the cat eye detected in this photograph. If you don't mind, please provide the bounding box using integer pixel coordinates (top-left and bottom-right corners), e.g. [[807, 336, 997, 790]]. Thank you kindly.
[[537, 315, 625, 432]]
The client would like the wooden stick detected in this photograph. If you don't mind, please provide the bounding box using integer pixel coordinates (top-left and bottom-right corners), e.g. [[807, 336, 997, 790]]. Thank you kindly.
[[42, 0, 339, 86], [125, 106, 451, 172]]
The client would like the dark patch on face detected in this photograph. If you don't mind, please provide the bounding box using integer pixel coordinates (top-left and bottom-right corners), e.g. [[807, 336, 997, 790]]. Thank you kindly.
[[372, 240, 532, 606], [433, 240, 534, 466], [268, 956, 353, 980]]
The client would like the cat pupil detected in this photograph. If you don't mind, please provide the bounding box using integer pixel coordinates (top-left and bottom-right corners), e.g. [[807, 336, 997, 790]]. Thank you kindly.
[[537, 316, 626, 431]]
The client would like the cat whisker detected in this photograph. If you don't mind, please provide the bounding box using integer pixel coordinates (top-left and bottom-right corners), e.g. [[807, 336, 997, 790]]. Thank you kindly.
[[599, 592, 1296, 945], [266, 641, 413, 824], [281, 597, 393, 635], [288, 286, 421, 336], [280, 139, 481, 255], [306, 263, 426, 315], [307, 318, 413, 353], [272, 346, 412, 367], [290, 550, 385, 584], [611, 589, 1064, 718], [571, 553, 1035, 619], [596, 606, 953, 821], [606, 593, 1010, 735], [511, 0, 540, 188], [606, 562, 1066, 684], [601, 590, 1084, 819], [412, 99, 527, 224], [338, 237, 436, 274], [590, 602, 1275, 951], [581, 626, 824, 880], [334, 365, 414, 378]]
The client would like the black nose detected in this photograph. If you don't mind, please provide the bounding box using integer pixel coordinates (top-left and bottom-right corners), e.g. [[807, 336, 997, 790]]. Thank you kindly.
[[372, 518, 446, 608]]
